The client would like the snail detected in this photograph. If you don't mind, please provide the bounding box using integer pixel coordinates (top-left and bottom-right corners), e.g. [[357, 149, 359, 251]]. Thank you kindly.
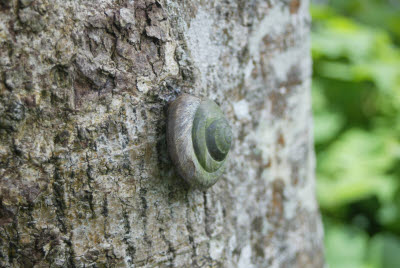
[[167, 94, 232, 189]]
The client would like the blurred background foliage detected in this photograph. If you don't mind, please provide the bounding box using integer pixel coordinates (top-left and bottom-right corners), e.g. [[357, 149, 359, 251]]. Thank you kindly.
[[311, 0, 400, 267]]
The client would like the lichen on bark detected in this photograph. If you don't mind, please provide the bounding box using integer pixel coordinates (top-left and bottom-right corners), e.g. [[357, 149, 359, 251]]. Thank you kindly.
[[0, 0, 323, 267]]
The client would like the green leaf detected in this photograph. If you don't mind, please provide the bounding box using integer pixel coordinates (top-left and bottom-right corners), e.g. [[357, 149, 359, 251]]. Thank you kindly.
[[324, 220, 370, 268], [317, 129, 396, 209], [368, 234, 400, 268]]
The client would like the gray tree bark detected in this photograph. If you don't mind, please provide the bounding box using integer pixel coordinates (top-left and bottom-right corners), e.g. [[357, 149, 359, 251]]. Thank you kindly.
[[0, 0, 324, 267]]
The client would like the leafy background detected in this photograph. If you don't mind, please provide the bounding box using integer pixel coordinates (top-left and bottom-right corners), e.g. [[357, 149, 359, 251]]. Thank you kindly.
[[311, 0, 400, 267]]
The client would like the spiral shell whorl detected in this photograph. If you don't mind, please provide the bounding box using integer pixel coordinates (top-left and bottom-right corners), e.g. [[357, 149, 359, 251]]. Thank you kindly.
[[206, 118, 232, 161], [192, 100, 232, 172], [167, 94, 232, 189]]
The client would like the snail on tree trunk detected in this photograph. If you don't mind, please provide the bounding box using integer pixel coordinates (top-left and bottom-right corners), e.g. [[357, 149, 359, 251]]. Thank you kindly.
[[167, 94, 232, 189]]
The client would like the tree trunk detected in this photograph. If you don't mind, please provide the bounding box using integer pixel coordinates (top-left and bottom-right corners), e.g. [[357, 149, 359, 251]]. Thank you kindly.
[[0, 0, 324, 267]]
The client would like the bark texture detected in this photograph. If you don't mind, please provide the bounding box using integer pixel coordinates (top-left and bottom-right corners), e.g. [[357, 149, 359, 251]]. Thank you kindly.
[[0, 0, 324, 267]]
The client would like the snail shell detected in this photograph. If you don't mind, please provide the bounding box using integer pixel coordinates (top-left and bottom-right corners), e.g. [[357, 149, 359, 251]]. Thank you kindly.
[[167, 94, 232, 189]]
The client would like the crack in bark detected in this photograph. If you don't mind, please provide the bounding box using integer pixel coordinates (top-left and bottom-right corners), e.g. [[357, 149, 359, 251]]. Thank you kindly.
[[202, 191, 212, 265], [85, 154, 96, 219], [158, 226, 176, 267], [52, 168, 68, 234], [120, 200, 136, 266], [185, 191, 197, 267]]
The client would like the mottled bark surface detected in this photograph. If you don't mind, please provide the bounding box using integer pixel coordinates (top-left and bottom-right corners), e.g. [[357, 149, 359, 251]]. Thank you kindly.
[[0, 0, 323, 267]]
